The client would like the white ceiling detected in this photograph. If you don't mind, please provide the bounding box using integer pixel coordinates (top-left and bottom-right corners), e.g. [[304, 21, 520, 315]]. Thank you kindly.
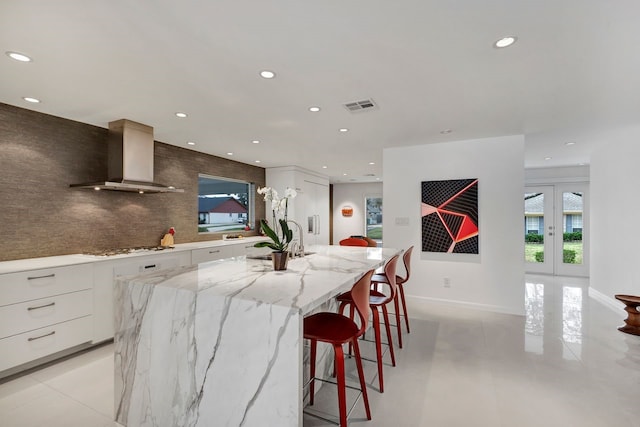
[[2, 0, 639, 183]]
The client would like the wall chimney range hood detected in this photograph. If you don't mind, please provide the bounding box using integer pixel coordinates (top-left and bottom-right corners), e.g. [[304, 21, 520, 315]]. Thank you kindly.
[[71, 119, 183, 193]]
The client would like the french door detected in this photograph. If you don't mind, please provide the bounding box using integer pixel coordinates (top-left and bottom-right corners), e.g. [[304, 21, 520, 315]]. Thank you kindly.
[[524, 184, 588, 276]]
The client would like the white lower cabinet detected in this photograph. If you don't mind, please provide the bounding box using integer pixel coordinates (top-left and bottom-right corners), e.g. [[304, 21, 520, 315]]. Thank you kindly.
[[0, 289, 92, 339], [0, 316, 93, 372], [0, 264, 94, 376], [191, 245, 235, 264]]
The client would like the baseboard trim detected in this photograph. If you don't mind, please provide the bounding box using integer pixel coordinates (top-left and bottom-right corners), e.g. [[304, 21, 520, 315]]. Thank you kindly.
[[406, 295, 524, 316], [588, 287, 622, 314]]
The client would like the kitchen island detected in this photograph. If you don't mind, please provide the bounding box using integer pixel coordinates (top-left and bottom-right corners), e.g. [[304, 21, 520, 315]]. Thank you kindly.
[[114, 245, 399, 427]]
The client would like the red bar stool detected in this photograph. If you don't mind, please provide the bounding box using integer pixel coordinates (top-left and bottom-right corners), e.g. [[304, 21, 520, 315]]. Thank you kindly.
[[303, 270, 374, 427], [371, 246, 413, 348], [337, 255, 399, 393]]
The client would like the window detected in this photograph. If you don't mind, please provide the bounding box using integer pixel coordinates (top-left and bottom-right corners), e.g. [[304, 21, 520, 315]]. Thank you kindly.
[[526, 216, 540, 234], [365, 195, 382, 245], [198, 174, 254, 233]]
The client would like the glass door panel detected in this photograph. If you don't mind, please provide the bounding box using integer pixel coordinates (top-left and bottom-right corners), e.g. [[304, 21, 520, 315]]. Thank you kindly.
[[365, 195, 382, 246], [555, 184, 588, 276], [525, 186, 554, 274]]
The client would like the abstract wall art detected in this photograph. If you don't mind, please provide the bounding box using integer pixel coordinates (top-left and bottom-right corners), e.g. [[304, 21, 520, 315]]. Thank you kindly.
[[421, 178, 479, 254]]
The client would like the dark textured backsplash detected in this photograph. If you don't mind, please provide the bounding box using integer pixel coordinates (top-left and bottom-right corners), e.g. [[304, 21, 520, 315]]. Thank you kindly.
[[0, 103, 265, 261]]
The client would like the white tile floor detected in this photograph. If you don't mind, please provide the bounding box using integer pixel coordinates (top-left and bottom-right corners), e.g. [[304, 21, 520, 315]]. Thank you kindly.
[[1, 274, 639, 427]]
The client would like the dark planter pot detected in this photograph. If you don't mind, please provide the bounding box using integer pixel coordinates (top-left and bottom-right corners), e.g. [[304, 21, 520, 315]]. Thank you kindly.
[[271, 251, 289, 271]]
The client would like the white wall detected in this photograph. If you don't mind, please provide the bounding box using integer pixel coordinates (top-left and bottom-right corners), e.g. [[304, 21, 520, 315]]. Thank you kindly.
[[590, 126, 640, 305], [332, 182, 383, 242], [383, 135, 525, 315]]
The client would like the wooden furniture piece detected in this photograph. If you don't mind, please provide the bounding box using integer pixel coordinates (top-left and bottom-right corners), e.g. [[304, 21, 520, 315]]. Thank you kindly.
[[337, 255, 399, 393], [371, 246, 414, 348], [303, 270, 374, 427], [614, 294, 640, 336]]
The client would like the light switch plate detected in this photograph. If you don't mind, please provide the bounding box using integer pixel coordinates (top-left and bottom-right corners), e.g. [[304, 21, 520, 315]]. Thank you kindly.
[[395, 217, 410, 226]]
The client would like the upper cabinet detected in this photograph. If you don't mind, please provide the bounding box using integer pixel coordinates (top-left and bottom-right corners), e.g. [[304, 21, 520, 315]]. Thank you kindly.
[[265, 166, 330, 246]]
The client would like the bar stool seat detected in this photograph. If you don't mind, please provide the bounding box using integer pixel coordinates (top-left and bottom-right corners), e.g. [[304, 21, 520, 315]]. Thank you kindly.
[[304, 312, 359, 342]]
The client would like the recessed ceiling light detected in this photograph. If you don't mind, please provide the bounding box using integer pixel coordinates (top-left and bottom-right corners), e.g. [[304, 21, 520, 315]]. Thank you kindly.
[[6, 51, 32, 62], [93, 187, 101, 191], [252, 140, 260, 144], [544, 156, 552, 161], [565, 141, 576, 146], [175, 112, 188, 118], [259, 70, 275, 79], [343, 173, 348, 176], [376, 178, 381, 181], [23, 97, 40, 103], [309, 106, 321, 112], [138, 190, 144, 194], [227, 152, 233, 155], [369, 162, 375, 165], [440, 129, 452, 134], [494, 36, 517, 48], [322, 166, 328, 169], [255, 160, 261, 163], [187, 141, 196, 146], [339, 128, 349, 133]]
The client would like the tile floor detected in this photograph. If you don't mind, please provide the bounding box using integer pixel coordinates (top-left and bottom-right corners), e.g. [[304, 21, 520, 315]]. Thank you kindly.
[[1, 274, 639, 427]]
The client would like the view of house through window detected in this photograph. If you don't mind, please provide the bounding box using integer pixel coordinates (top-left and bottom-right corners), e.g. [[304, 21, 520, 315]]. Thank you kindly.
[[562, 191, 583, 265], [524, 192, 545, 263], [365, 195, 382, 246], [198, 174, 254, 233]]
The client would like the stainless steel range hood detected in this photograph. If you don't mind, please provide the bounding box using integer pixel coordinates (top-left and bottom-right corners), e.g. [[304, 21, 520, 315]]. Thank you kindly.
[[71, 119, 183, 193]]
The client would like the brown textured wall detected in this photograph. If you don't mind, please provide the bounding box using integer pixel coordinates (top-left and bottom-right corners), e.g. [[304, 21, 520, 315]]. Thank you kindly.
[[0, 103, 265, 261]]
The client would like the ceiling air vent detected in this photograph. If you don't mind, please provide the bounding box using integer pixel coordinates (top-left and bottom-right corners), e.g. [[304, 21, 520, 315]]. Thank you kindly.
[[343, 98, 378, 113]]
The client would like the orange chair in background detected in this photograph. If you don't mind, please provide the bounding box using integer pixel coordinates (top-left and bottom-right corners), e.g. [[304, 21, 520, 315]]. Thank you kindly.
[[350, 235, 377, 247], [339, 237, 369, 247]]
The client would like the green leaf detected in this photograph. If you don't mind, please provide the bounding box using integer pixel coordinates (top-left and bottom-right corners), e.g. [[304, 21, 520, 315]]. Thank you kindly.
[[260, 219, 280, 243]]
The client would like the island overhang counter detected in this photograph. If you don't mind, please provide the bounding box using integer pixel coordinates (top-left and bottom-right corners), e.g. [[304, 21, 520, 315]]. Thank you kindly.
[[114, 245, 400, 427]]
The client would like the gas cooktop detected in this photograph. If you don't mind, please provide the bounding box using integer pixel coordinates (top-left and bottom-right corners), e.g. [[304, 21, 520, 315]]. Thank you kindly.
[[84, 246, 174, 257]]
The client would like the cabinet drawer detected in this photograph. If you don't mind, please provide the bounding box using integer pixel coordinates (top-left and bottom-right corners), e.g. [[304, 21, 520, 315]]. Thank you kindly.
[[0, 264, 93, 307], [0, 315, 93, 372], [0, 289, 93, 339], [192, 246, 235, 264]]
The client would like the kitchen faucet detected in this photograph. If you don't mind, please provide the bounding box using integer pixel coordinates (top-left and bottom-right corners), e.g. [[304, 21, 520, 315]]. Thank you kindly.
[[287, 220, 304, 258]]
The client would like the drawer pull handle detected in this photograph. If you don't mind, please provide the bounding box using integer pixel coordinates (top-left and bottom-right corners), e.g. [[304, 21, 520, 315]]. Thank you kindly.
[[28, 331, 55, 341], [209, 250, 220, 254], [27, 273, 55, 280], [27, 302, 56, 311], [144, 264, 157, 269]]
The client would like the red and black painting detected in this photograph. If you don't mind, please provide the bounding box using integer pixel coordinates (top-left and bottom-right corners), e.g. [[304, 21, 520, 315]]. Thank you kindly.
[[421, 179, 478, 254]]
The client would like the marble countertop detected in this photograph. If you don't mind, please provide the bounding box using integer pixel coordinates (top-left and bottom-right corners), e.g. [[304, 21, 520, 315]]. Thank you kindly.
[[114, 244, 400, 426], [0, 236, 268, 275], [118, 245, 398, 313]]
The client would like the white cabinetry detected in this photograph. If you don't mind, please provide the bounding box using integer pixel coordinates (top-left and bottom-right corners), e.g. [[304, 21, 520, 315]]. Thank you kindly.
[[191, 245, 235, 264], [266, 166, 330, 247], [0, 264, 94, 373], [92, 251, 191, 343]]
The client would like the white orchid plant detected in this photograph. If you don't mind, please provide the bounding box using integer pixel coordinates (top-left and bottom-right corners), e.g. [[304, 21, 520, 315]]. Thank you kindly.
[[254, 186, 298, 253]]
